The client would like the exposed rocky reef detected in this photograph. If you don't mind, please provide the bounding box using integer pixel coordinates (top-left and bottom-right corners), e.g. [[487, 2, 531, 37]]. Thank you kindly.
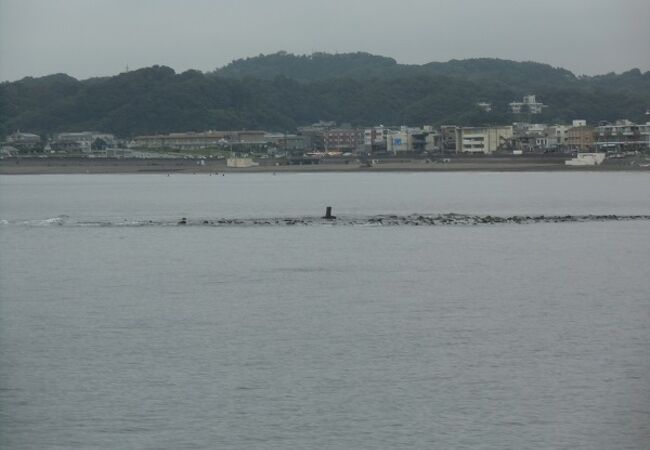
[[178, 213, 650, 227]]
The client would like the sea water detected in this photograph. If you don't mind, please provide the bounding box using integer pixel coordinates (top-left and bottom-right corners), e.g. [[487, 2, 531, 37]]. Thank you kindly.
[[1, 172, 649, 449]]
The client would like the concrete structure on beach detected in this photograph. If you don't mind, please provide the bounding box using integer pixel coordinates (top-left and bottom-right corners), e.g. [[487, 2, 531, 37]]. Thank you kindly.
[[226, 157, 258, 168]]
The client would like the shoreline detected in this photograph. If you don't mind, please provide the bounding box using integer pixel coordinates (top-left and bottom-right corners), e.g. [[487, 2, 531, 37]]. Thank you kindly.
[[1, 156, 647, 175]]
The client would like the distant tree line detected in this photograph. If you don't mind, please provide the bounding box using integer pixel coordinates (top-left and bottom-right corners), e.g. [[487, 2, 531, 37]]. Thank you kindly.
[[1, 52, 649, 139]]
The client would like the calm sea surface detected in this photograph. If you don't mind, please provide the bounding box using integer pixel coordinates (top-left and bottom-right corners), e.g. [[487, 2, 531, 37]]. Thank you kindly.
[[1, 172, 649, 449]]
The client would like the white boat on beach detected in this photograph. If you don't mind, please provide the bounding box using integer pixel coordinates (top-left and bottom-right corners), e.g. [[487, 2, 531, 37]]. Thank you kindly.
[[565, 153, 606, 166]]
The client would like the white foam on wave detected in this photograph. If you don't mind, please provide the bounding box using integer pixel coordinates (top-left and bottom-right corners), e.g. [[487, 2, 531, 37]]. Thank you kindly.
[[21, 215, 70, 226]]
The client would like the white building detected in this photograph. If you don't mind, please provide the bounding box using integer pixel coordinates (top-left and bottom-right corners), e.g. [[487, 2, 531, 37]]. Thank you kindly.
[[364, 126, 389, 150], [5, 132, 41, 151], [53, 131, 115, 152], [226, 157, 258, 168], [544, 125, 571, 150], [385, 126, 439, 153], [386, 128, 411, 153], [565, 153, 606, 166], [477, 102, 492, 112], [455, 126, 513, 154], [509, 95, 546, 114]]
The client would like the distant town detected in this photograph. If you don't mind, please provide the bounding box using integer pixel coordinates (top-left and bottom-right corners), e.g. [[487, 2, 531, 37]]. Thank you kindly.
[[3, 94, 650, 169]]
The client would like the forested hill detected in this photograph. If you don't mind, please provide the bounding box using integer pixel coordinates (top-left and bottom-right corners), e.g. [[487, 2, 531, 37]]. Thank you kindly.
[[215, 52, 650, 92], [215, 52, 578, 89], [1, 52, 649, 138]]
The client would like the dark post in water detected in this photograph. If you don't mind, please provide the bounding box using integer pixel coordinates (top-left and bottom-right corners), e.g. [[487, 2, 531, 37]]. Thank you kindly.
[[323, 206, 336, 220]]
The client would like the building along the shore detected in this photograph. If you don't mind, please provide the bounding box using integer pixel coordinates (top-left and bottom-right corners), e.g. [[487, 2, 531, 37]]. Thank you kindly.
[[363, 126, 389, 153], [455, 126, 513, 154], [322, 127, 365, 152], [543, 125, 571, 151], [386, 126, 439, 154], [440, 126, 459, 153], [4, 132, 42, 152], [566, 125, 596, 152], [51, 132, 115, 153], [596, 120, 650, 152]]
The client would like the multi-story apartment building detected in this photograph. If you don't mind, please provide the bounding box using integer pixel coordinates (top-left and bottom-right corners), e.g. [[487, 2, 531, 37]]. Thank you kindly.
[[412, 126, 440, 153], [455, 126, 513, 154], [544, 125, 571, 150], [386, 126, 439, 153], [132, 131, 266, 150], [512, 123, 547, 152], [52, 132, 115, 152], [323, 128, 364, 151], [297, 126, 327, 151], [264, 133, 307, 153], [566, 126, 596, 152], [440, 126, 459, 153], [133, 131, 228, 149], [363, 126, 389, 152], [596, 120, 650, 151], [509, 95, 546, 114]]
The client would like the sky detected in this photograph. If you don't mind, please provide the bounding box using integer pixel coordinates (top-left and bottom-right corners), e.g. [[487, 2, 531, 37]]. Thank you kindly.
[[1, 0, 649, 82]]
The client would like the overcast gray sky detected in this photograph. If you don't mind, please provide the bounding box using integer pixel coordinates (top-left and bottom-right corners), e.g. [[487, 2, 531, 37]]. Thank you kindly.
[[1, 0, 649, 82]]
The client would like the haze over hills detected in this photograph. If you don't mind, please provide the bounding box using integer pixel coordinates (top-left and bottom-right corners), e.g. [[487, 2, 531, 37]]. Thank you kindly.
[[1, 52, 649, 138]]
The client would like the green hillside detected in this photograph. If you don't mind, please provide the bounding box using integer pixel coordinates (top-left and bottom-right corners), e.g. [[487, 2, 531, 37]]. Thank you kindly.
[[1, 52, 649, 138]]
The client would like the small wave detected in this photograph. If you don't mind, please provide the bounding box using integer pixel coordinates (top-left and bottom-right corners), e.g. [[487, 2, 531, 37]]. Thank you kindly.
[[20, 215, 70, 226]]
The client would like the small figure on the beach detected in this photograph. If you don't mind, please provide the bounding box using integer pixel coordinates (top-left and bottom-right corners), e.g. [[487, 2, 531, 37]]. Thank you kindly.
[[178, 217, 187, 225]]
